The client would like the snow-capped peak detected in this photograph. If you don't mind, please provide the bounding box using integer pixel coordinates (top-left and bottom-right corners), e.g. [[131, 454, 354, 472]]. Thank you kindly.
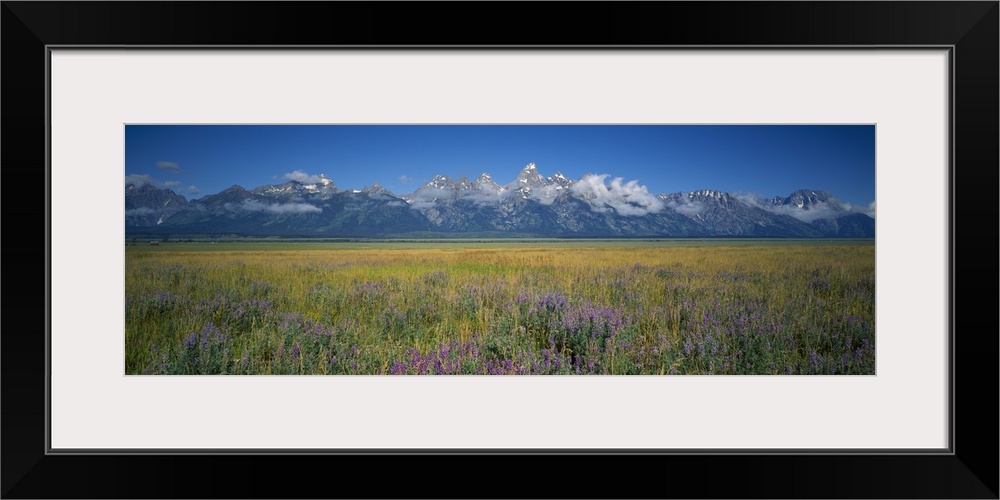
[[426, 175, 452, 189], [774, 189, 843, 212], [513, 162, 545, 184], [361, 183, 392, 196], [690, 189, 728, 199], [549, 172, 574, 189], [472, 172, 504, 196]]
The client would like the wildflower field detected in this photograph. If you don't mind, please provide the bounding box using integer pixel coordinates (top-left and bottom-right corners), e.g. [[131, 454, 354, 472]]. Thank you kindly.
[[125, 240, 875, 375]]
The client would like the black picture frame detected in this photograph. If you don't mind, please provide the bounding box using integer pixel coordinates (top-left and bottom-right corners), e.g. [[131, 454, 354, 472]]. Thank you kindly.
[[3, 2, 996, 498]]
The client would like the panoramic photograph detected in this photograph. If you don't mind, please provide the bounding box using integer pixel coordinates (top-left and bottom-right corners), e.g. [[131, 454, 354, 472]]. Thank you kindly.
[[125, 125, 875, 375]]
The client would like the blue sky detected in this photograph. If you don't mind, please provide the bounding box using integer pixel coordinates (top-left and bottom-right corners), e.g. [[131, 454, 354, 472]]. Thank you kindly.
[[125, 125, 875, 206]]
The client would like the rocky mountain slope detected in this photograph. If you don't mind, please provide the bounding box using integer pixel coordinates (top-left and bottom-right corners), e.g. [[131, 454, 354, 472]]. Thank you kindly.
[[126, 163, 875, 238]]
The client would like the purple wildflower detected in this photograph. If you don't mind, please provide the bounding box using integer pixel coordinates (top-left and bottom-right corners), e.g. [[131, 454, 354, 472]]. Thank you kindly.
[[808, 350, 822, 370], [535, 292, 568, 312], [390, 361, 407, 375]]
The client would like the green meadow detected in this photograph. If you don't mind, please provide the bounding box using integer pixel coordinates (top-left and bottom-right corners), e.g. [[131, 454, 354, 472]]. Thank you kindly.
[[125, 240, 875, 375]]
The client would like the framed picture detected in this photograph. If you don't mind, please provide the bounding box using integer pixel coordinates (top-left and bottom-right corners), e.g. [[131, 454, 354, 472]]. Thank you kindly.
[[4, 2, 996, 498]]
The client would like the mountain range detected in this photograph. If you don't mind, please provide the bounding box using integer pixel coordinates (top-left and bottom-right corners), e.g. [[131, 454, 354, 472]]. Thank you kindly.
[[125, 163, 875, 238]]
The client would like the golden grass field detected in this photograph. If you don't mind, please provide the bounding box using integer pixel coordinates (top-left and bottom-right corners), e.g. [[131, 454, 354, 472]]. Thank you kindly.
[[125, 241, 875, 375]]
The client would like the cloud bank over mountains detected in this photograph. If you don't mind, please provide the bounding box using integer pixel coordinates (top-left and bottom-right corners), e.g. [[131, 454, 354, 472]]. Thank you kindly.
[[125, 163, 875, 238], [283, 170, 331, 184], [570, 174, 665, 216], [239, 199, 323, 214], [401, 165, 670, 217], [735, 190, 873, 223]]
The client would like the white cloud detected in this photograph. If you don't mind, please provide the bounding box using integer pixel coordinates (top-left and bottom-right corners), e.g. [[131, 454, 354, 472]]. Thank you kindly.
[[464, 192, 502, 206], [155, 161, 181, 173], [569, 174, 664, 216], [162, 180, 182, 188], [284, 170, 325, 184], [399, 175, 412, 184], [242, 200, 321, 214], [188, 185, 200, 194], [412, 187, 453, 201], [864, 200, 876, 218], [533, 185, 563, 205], [664, 198, 707, 216], [409, 199, 438, 210], [735, 193, 876, 222], [770, 201, 843, 222], [838, 200, 877, 219], [125, 174, 154, 187]]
